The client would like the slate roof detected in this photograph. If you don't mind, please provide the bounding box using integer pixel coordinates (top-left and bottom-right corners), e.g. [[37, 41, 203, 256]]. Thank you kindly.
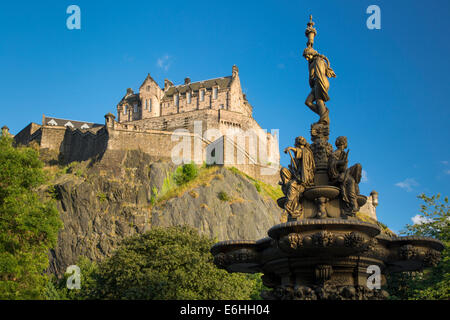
[[163, 76, 232, 98], [43, 116, 103, 130], [118, 93, 140, 106]]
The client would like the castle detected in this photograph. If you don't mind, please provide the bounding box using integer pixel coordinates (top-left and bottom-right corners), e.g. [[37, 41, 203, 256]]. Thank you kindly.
[[12, 65, 281, 184]]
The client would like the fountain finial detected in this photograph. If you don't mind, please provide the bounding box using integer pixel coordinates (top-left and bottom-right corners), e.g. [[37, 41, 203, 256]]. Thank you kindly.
[[305, 15, 317, 47]]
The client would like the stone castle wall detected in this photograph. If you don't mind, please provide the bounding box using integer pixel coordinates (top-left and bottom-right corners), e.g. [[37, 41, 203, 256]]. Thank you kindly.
[[106, 126, 209, 164], [14, 122, 42, 146], [60, 127, 108, 163], [13, 117, 280, 185]]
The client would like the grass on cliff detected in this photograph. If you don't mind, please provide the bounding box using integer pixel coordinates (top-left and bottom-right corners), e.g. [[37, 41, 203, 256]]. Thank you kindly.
[[155, 164, 221, 204], [227, 166, 283, 202], [43, 161, 88, 182]]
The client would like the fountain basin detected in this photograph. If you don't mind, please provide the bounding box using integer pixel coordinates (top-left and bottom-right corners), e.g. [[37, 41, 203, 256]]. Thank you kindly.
[[303, 186, 340, 200]]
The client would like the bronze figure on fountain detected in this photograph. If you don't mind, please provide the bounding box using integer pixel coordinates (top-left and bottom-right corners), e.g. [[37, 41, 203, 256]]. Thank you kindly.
[[279, 136, 315, 219], [303, 15, 336, 126]]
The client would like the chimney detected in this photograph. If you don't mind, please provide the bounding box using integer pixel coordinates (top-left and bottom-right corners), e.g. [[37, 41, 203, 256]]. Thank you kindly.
[[164, 79, 173, 91], [126, 88, 134, 95], [184, 77, 191, 85]]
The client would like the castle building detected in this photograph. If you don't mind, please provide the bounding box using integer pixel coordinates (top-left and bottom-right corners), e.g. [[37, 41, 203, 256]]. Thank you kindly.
[[116, 65, 259, 135], [12, 66, 280, 184]]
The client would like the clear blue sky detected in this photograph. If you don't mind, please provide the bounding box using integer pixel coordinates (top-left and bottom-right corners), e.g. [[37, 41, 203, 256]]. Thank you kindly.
[[0, 0, 449, 233]]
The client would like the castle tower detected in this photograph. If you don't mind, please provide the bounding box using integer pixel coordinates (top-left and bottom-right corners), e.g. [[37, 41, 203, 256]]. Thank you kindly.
[[139, 73, 162, 119]]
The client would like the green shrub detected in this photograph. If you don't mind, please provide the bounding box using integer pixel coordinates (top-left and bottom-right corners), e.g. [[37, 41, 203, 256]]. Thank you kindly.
[[47, 185, 59, 200], [97, 192, 107, 202], [218, 191, 231, 201], [150, 187, 158, 206], [173, 163, 199, 186], [64, 226, 261, 299]]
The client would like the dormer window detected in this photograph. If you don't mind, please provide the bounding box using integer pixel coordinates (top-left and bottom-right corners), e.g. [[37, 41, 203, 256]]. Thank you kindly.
[[187, 92, 191, 104], [146, 85, 150, 92], [200, 89, 205, 102], [213, 87, 218, 99]]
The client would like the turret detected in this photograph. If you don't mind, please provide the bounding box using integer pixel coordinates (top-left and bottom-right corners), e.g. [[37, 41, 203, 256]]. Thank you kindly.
[[104, 113, 116, 129]]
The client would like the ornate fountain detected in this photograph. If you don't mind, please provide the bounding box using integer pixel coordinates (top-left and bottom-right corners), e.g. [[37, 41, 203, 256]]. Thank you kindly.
[[210, 16, 444, 300]]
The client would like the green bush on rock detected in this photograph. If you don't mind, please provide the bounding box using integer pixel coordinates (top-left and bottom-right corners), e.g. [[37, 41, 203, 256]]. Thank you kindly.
[[52, 226, 261, 300]]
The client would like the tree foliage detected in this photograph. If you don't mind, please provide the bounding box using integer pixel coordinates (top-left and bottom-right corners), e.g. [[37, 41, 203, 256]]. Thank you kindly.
[[55, 226, 261, 299], [386, 193, 449, 300], [0, 135, 62, 299], [173, 163, 199, 186]]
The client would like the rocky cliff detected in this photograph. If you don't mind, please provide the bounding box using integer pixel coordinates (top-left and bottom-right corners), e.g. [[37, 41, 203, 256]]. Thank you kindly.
[[41, 150, 283, 275]]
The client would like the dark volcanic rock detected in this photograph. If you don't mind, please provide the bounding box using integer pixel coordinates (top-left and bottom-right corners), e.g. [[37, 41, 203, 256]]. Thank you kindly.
[[45, 150, 282, 275]]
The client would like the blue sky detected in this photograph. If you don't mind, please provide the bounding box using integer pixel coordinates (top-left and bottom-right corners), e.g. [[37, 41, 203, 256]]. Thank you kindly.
[[0, 0, 449, 233]]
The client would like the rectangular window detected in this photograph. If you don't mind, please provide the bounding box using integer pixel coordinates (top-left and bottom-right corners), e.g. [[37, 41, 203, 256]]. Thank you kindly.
[[213, 87, 218, 99], [187, 92, 191, 104], [200, 90, 204, 102], [174, 94, 179, 107], [123, 106, 127, 115], [149, 99, 152, 112], [134, 104, 138, 113]]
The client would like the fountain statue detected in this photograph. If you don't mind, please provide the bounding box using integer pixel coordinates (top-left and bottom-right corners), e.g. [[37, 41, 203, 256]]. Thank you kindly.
[[210, 16, 444, 300]]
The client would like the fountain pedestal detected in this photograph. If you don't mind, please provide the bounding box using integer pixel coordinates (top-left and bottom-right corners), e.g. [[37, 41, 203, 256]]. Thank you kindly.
[[211, 219, 444, 300]]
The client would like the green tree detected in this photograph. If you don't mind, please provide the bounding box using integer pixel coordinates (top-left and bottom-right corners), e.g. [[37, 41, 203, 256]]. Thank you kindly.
[[173, 163, 198, 186], [0, 135, 63, 299], [46, 256, 99, 300], [80, 226, 260, 299], [386, 193, 449, 300]]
